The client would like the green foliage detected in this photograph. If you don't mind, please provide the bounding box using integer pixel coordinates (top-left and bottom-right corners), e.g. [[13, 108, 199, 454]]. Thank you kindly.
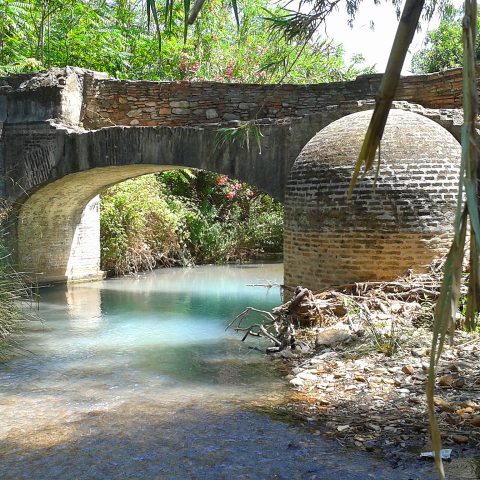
[[100, 175, 181, 276], [411, 6, 480, 73], [215, 122, 262, 153], [0, 0, 370, 83], [0, 206, 34, 360], [0, 262, 29, 360], [100, 171, 283, 276]]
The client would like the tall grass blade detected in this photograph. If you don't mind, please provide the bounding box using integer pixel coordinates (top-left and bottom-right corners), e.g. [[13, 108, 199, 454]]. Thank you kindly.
[[426, 2, 479, 477], [347, 0, 425, 199]]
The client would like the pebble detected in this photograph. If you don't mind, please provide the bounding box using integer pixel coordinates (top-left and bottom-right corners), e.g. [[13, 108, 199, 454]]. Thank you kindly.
[[290, 378, 305, 387], [297, 372, 318, 382], [438, 374, 455, 387], [452, 434, 469, 444], [411, 348, 427, 357], [448, 363, 460, 372], [471, 416, 480, 427], [453, 377, 466, 388]]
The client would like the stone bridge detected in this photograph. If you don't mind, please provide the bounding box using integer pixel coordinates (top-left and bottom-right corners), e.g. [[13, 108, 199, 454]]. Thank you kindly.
[[0, 67, 466, 286]]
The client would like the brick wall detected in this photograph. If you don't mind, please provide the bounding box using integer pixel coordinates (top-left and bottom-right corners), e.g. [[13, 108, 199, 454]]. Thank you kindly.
[[284, 109, 462, 291]]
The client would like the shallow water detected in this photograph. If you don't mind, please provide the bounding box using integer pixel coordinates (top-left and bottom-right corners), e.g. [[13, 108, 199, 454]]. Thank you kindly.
[[0, 264, 474, 479]]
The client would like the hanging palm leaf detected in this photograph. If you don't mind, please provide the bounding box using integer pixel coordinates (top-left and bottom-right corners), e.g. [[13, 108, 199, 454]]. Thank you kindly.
[[146, 0, 162, 53], [426, 2, 479, 478]]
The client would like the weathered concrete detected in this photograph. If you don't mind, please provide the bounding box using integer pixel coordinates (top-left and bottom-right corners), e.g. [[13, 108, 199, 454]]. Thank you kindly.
[[0, 67, 466, 284]]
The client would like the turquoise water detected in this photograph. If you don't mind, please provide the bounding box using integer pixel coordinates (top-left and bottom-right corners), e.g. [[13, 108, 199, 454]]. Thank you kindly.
[[0, 264, 457, 479]]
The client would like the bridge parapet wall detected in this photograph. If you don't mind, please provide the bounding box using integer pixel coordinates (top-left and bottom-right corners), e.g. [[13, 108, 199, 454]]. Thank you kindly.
[[0, 66, 472, 129], [82, 67, 470, 129]]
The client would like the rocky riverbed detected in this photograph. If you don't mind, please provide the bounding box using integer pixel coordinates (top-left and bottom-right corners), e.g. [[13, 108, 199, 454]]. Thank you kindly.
[[272, 321, 480, 471]]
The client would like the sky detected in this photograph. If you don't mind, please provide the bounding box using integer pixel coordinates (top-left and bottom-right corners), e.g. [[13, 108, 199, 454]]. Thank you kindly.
[[320, 0, 464, 74]]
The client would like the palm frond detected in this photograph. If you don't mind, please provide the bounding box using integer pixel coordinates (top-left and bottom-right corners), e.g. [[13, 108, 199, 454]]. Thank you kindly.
[[146, 0, 162, 53], [215, 121, 263, 153], [427, 2, 479, 477]]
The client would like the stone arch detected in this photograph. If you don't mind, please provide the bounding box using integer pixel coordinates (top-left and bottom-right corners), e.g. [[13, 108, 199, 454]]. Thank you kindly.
[[7, 122, 291, 283], [16, 160, 284, 283], [17, 165, 171, 282], [284, 109, 462, 291]]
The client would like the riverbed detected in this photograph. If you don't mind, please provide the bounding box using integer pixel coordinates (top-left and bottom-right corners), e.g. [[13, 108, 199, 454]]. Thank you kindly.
[[0, 263, 461, 479]]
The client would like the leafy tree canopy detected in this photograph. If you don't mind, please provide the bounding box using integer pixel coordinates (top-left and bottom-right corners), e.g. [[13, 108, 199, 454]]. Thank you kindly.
[[411, 5, 480, 73], [0, 0, 373, 83]]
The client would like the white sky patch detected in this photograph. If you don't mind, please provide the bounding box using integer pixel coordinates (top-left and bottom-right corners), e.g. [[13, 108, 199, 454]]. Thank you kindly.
[[316, 0, 464, 74]]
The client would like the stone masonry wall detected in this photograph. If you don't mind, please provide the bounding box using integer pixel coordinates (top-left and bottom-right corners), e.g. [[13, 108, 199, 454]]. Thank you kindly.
[[82, 67, 470, 129]]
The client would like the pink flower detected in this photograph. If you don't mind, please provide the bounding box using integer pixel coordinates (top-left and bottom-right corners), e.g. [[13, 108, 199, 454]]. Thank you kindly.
[[217, 175, 229, 186], [226, 190, 236, 199], [233, 182, 242, 190]]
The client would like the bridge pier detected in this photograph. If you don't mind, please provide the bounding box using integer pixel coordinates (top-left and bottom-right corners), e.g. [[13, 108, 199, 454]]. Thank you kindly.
[[17, 196, 103, 284], [284, 109, 461, 291]]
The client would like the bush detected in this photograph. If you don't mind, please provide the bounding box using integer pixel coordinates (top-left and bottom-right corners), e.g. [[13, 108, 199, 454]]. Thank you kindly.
[[100, 175, 182, 276], [100, 170, 284, 275]]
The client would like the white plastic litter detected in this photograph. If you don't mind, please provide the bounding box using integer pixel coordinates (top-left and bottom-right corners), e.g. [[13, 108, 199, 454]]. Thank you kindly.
[[420, 449, 452, 460]]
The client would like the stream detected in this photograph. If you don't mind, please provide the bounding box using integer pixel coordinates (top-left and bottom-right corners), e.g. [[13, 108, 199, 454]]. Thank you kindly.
[[0, 263, 474, 479]]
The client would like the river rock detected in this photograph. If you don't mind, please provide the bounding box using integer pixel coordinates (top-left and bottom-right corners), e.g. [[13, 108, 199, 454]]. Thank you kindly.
[[438, 374, 455, 387], [453, 377, 466, 389], [290, 377, 305, 387], [452, 434, 469, 444], [471, 416, 480, 427], [297, 371, 318, 382], [411, 348, 427, 357], [315, 323, 352, 347]]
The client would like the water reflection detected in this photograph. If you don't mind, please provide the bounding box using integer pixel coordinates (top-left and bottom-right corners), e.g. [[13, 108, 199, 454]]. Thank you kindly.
[[66, 285, 103, 331]]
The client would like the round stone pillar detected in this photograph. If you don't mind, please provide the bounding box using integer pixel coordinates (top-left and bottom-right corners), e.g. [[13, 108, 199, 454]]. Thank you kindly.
[[284, 109, 461, 291]]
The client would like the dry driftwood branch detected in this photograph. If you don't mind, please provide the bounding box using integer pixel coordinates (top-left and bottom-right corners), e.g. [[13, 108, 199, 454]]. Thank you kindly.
[[230, 259, 461, 354]]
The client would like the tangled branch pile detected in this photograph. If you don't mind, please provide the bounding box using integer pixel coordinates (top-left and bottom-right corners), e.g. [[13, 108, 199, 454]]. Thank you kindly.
[[229, 259, 461, 354]]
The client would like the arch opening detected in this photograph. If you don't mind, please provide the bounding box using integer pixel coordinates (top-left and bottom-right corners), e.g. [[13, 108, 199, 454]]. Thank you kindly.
[[16, 165, 283, 283]]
